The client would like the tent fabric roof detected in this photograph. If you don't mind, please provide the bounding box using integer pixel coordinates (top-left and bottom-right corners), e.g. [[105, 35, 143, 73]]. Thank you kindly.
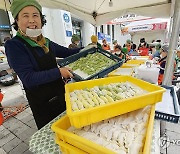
[[0, 0, 171, 25]]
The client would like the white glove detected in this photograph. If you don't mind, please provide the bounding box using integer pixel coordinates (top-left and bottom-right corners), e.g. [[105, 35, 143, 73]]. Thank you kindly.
[[80, 44, 97, 52]]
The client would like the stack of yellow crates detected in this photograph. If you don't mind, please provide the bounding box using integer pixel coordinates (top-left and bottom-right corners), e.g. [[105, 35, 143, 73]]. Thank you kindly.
[[51, 76, 165, 154]]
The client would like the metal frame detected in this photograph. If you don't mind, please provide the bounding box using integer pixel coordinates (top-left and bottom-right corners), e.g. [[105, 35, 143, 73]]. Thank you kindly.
[[163, 0, 180, 86]]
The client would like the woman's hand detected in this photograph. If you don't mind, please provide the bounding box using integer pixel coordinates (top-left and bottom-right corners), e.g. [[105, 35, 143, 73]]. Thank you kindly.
[[59, 67, 73, 78]]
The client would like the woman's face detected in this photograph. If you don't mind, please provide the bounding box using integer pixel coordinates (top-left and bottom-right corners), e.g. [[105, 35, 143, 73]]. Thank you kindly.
[[74, 40, 80, 45], [16, 6, 42, 34]]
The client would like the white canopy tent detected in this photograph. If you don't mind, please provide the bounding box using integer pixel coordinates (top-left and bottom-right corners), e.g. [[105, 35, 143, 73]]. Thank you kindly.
[[125, 18, 169, 27], [122, 18, 169, 44], [0, 0, 171, 26]]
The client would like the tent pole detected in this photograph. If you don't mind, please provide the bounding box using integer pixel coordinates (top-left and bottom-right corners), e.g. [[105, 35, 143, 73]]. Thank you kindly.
[[167, 0, 175, 43], [162, 0, 180, 86]]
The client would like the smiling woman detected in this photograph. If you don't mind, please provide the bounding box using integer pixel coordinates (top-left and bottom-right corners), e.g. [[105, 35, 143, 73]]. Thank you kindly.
[[5, 0, 82, 129], [15, 6, 42, 39]]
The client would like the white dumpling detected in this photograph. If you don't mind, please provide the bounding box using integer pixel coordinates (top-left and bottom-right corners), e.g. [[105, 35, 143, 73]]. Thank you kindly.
[[107, 128, 117, 141], [108, 118, 116, 125], [96, 123, 109, 134], [127, 122, 136, 132], [116, 114, 127, 124], [117, 132, 126, 146], [90, 122, 100, 133], [99, 126, 109, 138], [122, 115, 134, 124], [129, 142, 142, 154], [106, 142, 120, 152], [134, 123, 145, 133], [71, 101, 79, 111], [142, 113, 149, 122], [94, 137, 105, 145], [83, 125, 91, 131], [113, 130, 120, 141], [125, 132, 134, 148], [134, 134, 145, 144], [115, 148, 127, 154]]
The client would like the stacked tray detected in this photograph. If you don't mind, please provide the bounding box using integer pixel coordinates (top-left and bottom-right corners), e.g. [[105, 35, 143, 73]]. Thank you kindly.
[[65, 76, 165, 128], [51, 69, 165, 153], [58, 47, 123, 81], [52, 105, 156, 154], [108, 67, 134, 77]]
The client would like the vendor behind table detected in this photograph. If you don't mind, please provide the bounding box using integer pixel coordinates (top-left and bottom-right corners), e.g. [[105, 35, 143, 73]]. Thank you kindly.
[[5, 0, 82, 129]]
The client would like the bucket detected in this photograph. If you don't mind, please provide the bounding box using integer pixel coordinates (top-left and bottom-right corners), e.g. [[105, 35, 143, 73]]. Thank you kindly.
[[137, 64, 160, 84]]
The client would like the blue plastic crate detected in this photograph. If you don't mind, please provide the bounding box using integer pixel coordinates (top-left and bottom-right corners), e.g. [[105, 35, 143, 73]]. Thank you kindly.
[[155, 85, 180, 123], [58, 47, 124, 81]]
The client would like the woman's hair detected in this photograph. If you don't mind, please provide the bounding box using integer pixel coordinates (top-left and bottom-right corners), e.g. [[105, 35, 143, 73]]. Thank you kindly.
[[12, 13, 47, 31]]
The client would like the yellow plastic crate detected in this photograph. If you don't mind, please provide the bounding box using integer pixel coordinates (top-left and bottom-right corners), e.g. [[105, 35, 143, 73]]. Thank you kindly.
[[56, 139, 87, 154], [108, 67, 134, 77], [121, 63, 140, 68], [65, 76, 165, 128], [126, 59, 146, 65], [51, 105, 155, 154]]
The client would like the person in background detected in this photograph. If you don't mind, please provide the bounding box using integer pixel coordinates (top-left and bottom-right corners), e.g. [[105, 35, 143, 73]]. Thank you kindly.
[[123, 39, 132, 53], [131, 41, 137, 51], [121, 47, 131, 62], [137, 38, 149, 51], [149, 40, 155, 52], [175, 47, 180, 72], [151, 40, 155, 43], [0, 37, 11, 55], [156, 39, 161, 43], [151, 43, 161, 62], [112, 40, 121, 52], [137, 42, 149, 56], [149, 42, 161, 60], [102, 39, 110, 50], [5, 0, 82, 129], [68, 34, 80, 49], [158, 45, 170, 85], [88, 35, 102, 48]]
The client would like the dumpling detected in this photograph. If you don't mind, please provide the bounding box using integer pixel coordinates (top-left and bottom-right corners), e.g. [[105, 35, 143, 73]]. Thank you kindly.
[[129, 142, 142, 154], [125, 132, 134, 148]]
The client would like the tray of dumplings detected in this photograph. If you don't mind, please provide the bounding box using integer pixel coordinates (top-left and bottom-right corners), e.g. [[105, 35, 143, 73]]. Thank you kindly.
[[108, 67, 134, 77], [65, 76, 165, 128], [58, 47, 123, 81], [51, 105, 155, 154]]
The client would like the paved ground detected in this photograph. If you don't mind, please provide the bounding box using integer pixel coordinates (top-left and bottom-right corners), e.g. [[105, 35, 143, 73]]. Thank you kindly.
[[0, 82, 180, 154], [0, 83, 38, 154]]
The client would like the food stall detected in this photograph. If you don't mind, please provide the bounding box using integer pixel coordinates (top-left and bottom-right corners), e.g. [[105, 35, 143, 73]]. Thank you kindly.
[[27, 47, 180, 154], [1, 0, 180, 153], [28, 51, 180, 154]]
